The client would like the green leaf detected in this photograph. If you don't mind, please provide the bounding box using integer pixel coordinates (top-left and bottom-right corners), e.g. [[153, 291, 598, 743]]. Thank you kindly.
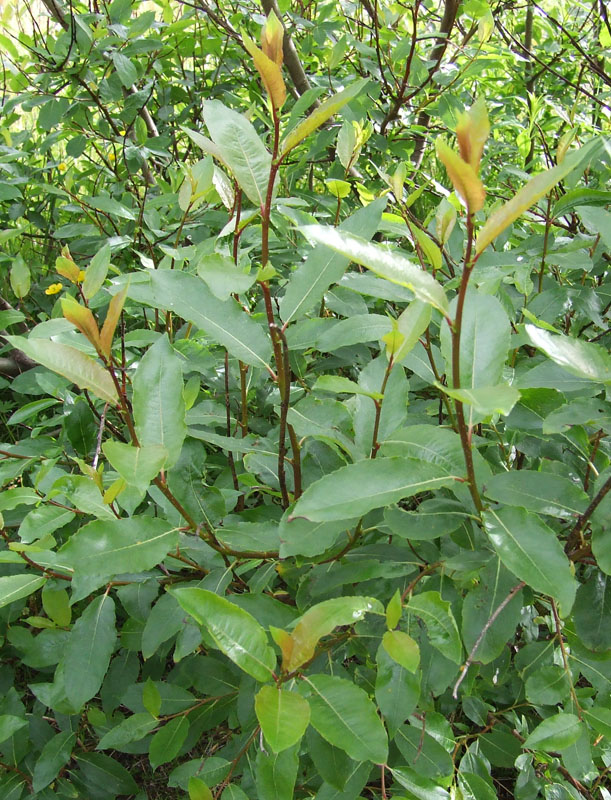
[[386, 589, 402, 629], [83, 244, 111, 299], [289, 457, 457, 522], [280, 596, 384, 672], [0, 574, 46, 610], [391, 766, 450, 799], [189, 776, 214, 800], [149, 716, 189, 770], [0, 715, 28, 745], [112, 52, 137, 87], [583, 706, 611, 739], [461, 558, 523, 665], [439, 384, 521, 417], [32, 731, 76, 792], [132, 335, 186, 469], [142, 677, 162, 718], [316, 314, 392, 352], [375, 642, 420, 737], [573, 573, 611, 651], [483, 507, 577, 614], [385, 299, 432, 362], [126, 270, 272, 370], [170, 587, 276, 681], [525, 324, 611, 384], [4, 336, 118, 405], [85, 195, 136, 220], [475, 145, 590, 254], [196, 253, 256, 300], [102, 441, 168, 493], [73, 752, 138, 795], [313, 374, 383, 399], [64, 594, 116, 710], [524, 666, 570, 705], [299, 226, 448, 314], [281, 78, 369, 155], [97, 713, 157, 750], [203, 100, 271, 206], [458, 772, 497, 800], [304, 674, 388, 764], [255, 745, 299, 800], [440, 290, 510, 389], [408, 591, 462, 664], [382, 630, 420, 672], [255, 686, 311, 752], [279, 197, 385, 323], [59, 517, 178, 584], [395, 724, 454, 781], [484, 471, 589, 519], [523, 713, 582, 752]]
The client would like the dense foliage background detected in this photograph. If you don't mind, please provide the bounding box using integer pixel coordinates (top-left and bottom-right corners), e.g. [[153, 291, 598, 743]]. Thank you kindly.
[[0, 0, 610, 798]]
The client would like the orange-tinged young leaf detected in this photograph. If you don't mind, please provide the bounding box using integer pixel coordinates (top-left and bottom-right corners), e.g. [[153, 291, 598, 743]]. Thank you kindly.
[[456, 96, 489, 172], [269, 625, 294, 667], [261, 9, 284, 66], [243, 34, 286, 110], [100, 286, 127, 359], [56, 255, 81, 283], [61, 295, 101, 351], [436, 140, 485, 214], [475, 152, 582, 255]]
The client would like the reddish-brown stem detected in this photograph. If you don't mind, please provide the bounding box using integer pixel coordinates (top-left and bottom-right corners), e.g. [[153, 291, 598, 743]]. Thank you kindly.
[[370, 356, 394, 458], [274, 324, 292, 509], [287, 423, 302, 500], [450, 214, 483, 513], [224, 351, 241, 499]]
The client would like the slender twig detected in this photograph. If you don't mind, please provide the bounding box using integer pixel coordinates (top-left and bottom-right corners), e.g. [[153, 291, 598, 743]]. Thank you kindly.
[[569, 473, 611, 544], [92, 403, 108, 470], [551, 599, 582, 719], [453, 581, 525, 698]]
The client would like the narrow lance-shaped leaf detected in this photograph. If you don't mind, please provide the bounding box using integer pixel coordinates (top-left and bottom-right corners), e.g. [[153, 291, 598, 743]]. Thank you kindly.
[[436, 139, 485, 214], [299, 225, 448, 314], [61, 295, 101, 352], [99, 285, 127, 359], [407, 591, 462, 664], [475, 144, 591, 255], [525, 324, 611, 384], [64, 594, 116, 710], [243, 34, 286, 110], [281, 78, 369, 156], [4, 335, 118, 405], [83, 243, 111, 300], [170, 587, 277, 681], [0, 574, 46, 610]]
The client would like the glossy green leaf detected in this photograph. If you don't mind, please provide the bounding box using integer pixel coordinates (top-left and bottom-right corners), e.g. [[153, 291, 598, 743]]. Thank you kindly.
[[0, 715, 28, 745], [281, 78, 369, 155], [484, 471, 589, 519], [290, 457, 457, 522], [279, 197, 385, 323], [525, 324, 611, 384], [385, 299, 432, 362], [439, 384, 521, 417], [203, 100, 271, 206], [4, 336, 117, 405], [395, 724, 454, 781], [255, 744, 299, 800], [316, 313, 392, 352], [97, 713, 157, 750], [525, 666, 570, 705], [408, 591, 462, 664], [82, 243, 111, 299], [313, 374, 383, 399], [189, 776, 214, 800], [102, 441, 168, 493], [0, 574, 46, 610], [573, 573, 611, 651], [461, 558, 523, 664], [64, 594, 116, 710], [391, 766, 450, 799], [281, 596, 383, 672], [196, 253, 256, 300], [170, 588, 276, 681], [73, 752, 138, 795], [523, 713, 582, 752], [59, 517, 178, 583], [483, 507, 577, 614], [32, 731, 76, 792], [476, 146, 590, 254], [112, 52, 137, 87], [382, 630, 420, 672], [375, 642, 420, 736], [299, 226, 448, 314], [255, 686, 311, 752], [132, 334, 186, 469], [305, 674, 388, 764], [583, 706, 611, 739], [149, 716, 189, 770]]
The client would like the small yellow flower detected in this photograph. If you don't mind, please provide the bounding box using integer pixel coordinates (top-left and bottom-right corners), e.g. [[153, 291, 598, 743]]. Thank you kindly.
[[119, 130, 126, 137], [45, 283, 63, 295], [77, 270, 86, 282], [58, 162, 67, 172], [108, 153, 116, 162]]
